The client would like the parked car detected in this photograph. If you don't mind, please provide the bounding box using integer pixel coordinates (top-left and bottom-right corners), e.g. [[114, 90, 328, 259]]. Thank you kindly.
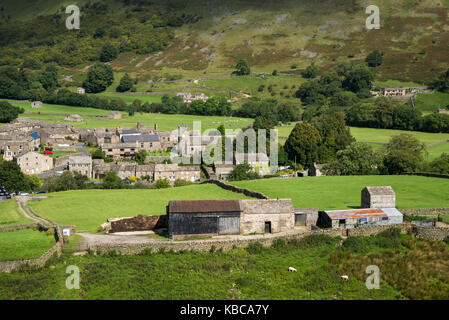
[[18, 192, 29, 196], [35, 191, 46, 194]]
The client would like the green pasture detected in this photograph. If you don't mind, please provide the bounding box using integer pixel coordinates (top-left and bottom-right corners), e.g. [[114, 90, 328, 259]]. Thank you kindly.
[[230, 175, 449, 210], [0, 229, 56, 261], [0, 200, 33, 227]]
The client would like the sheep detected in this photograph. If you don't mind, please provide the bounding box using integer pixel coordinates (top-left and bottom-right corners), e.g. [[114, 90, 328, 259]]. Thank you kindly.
[[288, 267, 297, 272], [341, 275, 349, 281]]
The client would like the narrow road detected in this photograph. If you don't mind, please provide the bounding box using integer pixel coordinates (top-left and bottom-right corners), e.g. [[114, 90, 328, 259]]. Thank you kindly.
[[16, 196, 55, 227]]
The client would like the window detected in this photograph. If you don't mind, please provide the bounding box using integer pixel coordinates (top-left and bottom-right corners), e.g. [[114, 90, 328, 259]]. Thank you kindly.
[[382, 217, 388, 221], [141, 143, 144, 148]]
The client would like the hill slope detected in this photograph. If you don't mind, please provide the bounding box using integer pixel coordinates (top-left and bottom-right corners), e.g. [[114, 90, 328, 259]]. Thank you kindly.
[[1, 0, 448, 82]]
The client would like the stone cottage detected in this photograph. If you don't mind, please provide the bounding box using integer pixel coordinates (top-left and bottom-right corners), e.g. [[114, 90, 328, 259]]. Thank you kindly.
[[68, 155, 92, 178], [13, 150, 54, 175], [31, 101, 43, 109]]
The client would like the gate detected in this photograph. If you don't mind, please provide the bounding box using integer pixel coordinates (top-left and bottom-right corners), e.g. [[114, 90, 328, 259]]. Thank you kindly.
[[218, 216, 240, 235]]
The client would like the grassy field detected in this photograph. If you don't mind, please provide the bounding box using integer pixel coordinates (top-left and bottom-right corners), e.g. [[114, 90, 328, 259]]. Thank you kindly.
[[230, 176, 449, 210], [425, 142, 449, 161], [415, 92, 449, 112], [1, 231, 448, 300], [0, 200, 33, 227], [28, 184, 253, 233], [4, 100, 113, 116], [96, 93, 163, 104], [0, 229, 56, 261], [349, 127, 449, 146]]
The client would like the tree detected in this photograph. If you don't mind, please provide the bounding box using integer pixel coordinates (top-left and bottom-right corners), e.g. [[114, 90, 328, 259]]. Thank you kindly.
[[424, 153, 449, 174], [82, 63, 114, 93], [135, 150, 148, 165], [432, 68, 449, 93], [365, 50, 383, 68], [0, 101, 24, 123], [341, 63, 374, 93], [25, 174, 41, 192], [100, 43, 118, 62], [116, 73, 133, 92], [229, 162, 260, 181], [421, 113, 449, 133], [284, 122, 322, 168], [234, 59, 250, 76], [0, 160, 31, 192], [383, 134, 426, 174], [102, 170, 123, 189], [302, 63, 318, 78], [91, 148, 105, 160], [154, 178, 171, 189], [323, 142, 383, 175]]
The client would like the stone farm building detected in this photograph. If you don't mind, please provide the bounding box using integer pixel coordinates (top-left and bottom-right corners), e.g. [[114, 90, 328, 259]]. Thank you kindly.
[[318, 208, 403, 229], [31, 101, 43, 109], [167, 199, 295, 239], [361, 186, 396, 208], [68, 155, 93, 178], [13, 150, 54, 175], [234, 153, 270, 176]]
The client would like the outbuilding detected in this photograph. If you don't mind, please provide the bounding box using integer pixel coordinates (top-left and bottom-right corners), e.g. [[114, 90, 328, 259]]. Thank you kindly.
[[318, 208, 403, 229], [167, 199, 294, 239], [361, 186, 396, 208]]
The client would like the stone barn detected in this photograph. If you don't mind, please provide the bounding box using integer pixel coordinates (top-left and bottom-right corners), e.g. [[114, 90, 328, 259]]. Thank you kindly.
[[31, 101, 43, 109], [319, 208, 403, 229], [294, 208, 318, 226], [167, 199, 294, 239], [361, 186, 396, 208]]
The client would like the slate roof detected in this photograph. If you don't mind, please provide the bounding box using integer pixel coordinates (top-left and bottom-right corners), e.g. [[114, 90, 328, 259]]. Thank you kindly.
[[363, 186, 395, 195], [122, 134, 159, 143], [122, 129, 138, 135]]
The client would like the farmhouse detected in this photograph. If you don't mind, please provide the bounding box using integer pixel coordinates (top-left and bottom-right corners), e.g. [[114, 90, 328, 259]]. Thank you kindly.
[[383, 88, 406, 97], [13, 150, 54, 175], [167, 199, 294, 239], [68, 155, 93, 178], [234, 153, 270, 176], [214, 163, 234, 180], [77, 87, 86, 94], [176, 92, 209, 103], [318, 208, 403, 229], [361, 186, 396, 208]]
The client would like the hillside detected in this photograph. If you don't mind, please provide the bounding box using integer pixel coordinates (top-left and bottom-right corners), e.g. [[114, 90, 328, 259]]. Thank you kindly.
[[1, 0, 448, 83]]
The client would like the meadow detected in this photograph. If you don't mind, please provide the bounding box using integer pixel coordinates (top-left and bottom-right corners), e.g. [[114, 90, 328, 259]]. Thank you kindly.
[[0, 200, 33, 227], [0, 231, 448, 300], [415, 92, 449, 112], [0, 228, 56, 261], [28, 184, 252, 233], [5, 99, 253, 132], [230, 176, 449, 210]]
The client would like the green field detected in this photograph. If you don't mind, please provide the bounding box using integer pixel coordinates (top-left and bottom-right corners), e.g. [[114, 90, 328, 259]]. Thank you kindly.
[[28, 185, 252, 233], [0, 200, 33, 227], [425, 142, 449, 161], [415, 92, 449, 112], [4, 100, 114, 116], [349, 127, 449, 146], [0, 229, 56, 261], [96, 93, 163, 104], [230, 176, 449, 210]]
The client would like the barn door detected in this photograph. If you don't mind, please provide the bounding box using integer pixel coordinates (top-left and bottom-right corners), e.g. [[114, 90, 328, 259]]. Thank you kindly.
[[295, 213, 307, 226], [218, 216, 240, 235]]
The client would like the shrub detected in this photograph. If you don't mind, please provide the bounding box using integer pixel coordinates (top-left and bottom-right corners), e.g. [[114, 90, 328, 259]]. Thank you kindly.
[[246, 242, 264, 254], [272, 238, 287, 250]]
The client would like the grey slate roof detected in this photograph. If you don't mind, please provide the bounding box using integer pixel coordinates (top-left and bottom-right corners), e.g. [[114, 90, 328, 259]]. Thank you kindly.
[[122, 134, 159, 143]]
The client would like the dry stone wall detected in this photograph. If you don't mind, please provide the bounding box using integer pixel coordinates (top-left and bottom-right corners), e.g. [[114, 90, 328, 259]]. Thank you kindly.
[[202, 180, 268, 199], [412, 225, 449, 241], [401, 208, 449, 215], [0, 226, 63, 273]]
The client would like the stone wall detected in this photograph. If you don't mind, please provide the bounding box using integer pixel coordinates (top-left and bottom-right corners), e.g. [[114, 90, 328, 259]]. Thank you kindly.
[[146, 156, 170, 163], [346, 224, 412, 237], [88, 228, 342, 255], [412, 225, 449, 241], [401, 208, 449, 215], [0, 226, 63, 273], [110, 215, 167, 233], [203, 180, 268, 199], [0, 223, 38, 232]]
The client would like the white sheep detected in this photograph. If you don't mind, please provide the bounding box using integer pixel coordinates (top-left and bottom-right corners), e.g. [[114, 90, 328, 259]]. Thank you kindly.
[[341, 275, 349, 281], [288, 267, 297, 272]]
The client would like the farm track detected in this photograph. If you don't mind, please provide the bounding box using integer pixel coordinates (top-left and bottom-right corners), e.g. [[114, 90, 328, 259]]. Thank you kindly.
[[16, 197, 55, 227]]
